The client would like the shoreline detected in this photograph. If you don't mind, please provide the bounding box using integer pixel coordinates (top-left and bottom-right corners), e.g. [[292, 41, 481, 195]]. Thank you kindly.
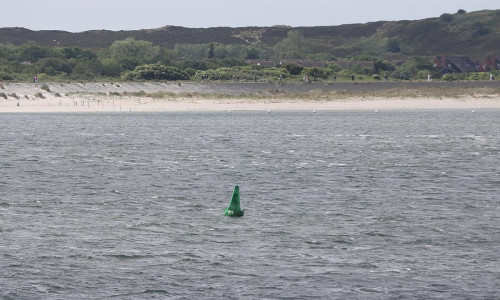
[[1, 82, 499, 112], [1, 96, 499, 113]]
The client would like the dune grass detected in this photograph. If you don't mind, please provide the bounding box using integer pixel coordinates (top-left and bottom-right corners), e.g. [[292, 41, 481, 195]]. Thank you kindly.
[[70, 85, 499, 101]]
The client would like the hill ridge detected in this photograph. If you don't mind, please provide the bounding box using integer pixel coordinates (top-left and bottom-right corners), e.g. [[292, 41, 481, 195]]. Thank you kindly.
[[0, 9, 499, 59]]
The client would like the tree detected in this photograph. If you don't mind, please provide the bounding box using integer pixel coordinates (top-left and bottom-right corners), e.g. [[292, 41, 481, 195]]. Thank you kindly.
[[61, 47, 96, 60], [457, 9, 466, 14], [386, 38, 401, 53], [108, 38, 159, 64], [211, 43, 247, 60], [305, 67, 327, 79], [284, 63, 303, 75], [181, 60, 211, 70], [99, 58, 122, 77], [274, 31, 309, 59], [439, 13, 454, 22], [208, 42, 215, 59], [245, 47, 260, 59], [390, 56, 435, 80], [71, 62, 95, 80], [174, 44, 207, 60], [17, 41, 49, 62], [0, 44, 15, 61], [36, 58, 73, 75]]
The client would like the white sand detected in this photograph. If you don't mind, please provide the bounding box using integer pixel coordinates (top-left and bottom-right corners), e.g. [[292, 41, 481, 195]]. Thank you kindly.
[[1, 82, 499, 112], [1, 96, 499, 113]]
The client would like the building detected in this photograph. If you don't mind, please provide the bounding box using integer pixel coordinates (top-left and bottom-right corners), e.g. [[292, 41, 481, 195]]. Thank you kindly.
[[432, 56, 478, 73], [478, 56, 500, 72]]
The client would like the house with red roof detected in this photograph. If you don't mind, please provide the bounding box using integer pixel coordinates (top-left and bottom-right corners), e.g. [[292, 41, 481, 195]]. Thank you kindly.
[[478, 56, 500, 72], [432, 56, 478, 74]]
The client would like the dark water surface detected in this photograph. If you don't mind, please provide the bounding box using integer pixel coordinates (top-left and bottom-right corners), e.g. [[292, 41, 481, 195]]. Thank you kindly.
[[1, 110, 499, 299]]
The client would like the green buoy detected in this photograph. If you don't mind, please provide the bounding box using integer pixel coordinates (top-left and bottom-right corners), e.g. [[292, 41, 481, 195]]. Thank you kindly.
[[224, 185, 244, 217]]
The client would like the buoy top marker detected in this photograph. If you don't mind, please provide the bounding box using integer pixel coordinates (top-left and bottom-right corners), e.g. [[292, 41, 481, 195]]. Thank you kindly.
[[224, 185, 244, 217]]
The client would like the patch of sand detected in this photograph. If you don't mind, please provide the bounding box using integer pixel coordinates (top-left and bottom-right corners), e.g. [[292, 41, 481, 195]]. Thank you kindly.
[[1, 82, 499, 112]]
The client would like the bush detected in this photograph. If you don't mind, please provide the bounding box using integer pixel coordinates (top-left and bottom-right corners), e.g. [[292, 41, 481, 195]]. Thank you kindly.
[[0, 72, 14, 80], [195, 66, 287, 82], [99, 58, 122, 77], [181, 60, 212, 70], [8, 93, 20, 99], [386, 38, 401, 53], [183, 67, 197, 77], [372, 74, 381, 80], [35, 92, 45, 99], [469, 74, 479, 80], [36, 58, 73, 75], [326, 62, 343, 73], [0, 92, 7, 99], [304, 67, 328, 79], [442, 73, 455, 81], [40, 84, 50, 92], [468, 72, 490, 81], [122, 64, 190, 81], [338, 69, 355, 77], [71, 63, 95, 80], [391, 57, 435, 80], [440, 13, 454, 22], [284, 63, 303, 75]]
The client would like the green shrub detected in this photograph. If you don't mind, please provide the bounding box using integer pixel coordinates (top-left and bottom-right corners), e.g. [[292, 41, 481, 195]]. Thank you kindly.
[[183, 67, 197, 77], [8, 93, 20, 99], [440, 13, 454, 22], [372, 74, 381, 80], [386, 38, 401, 53], [122, 90, 147, 97], [326, 62, 343, 73], [304, 67, 328, 79], [0, 92, 7, 99], [391, 57, 435, 80], [338, 69, 355, 77], [195, 66, 288, 81], [0, 72, 13, 80], [122, 64, 189, 81], [35, 92, 45, 99], [40, 84, 50, 92], [442, 74, 455, 81], [284, 63, 303, 75]]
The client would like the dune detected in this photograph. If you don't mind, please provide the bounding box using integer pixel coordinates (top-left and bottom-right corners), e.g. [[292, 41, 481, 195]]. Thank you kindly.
[[1, 82, 499, 112]]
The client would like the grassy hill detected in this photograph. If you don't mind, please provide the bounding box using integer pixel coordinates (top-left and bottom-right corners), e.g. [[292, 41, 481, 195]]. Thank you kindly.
[[0, 9, 499, 59]]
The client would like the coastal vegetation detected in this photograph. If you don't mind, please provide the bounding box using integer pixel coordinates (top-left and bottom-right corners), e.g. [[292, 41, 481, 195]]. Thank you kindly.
[[0, 38, 498, 84], [0, 9, 499, 83]]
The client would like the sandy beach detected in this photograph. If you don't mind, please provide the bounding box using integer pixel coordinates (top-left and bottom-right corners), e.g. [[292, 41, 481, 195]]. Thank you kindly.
[[1, 82, 499, 112]]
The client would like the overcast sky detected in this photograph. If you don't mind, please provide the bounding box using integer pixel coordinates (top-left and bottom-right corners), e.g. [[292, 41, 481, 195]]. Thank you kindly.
[[2, 0, 499, 32]]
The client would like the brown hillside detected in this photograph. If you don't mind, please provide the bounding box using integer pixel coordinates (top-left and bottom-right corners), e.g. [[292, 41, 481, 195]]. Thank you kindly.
[[0, 9, 498, 59]]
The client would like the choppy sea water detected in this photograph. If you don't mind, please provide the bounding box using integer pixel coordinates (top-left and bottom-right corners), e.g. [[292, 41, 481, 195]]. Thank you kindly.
[[0, 110, 499, 299]]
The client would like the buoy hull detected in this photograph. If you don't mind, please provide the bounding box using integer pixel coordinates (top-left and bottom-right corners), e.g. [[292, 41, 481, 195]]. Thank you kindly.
[[224, 209, 244, 217], [224, 185, 244, 217]]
